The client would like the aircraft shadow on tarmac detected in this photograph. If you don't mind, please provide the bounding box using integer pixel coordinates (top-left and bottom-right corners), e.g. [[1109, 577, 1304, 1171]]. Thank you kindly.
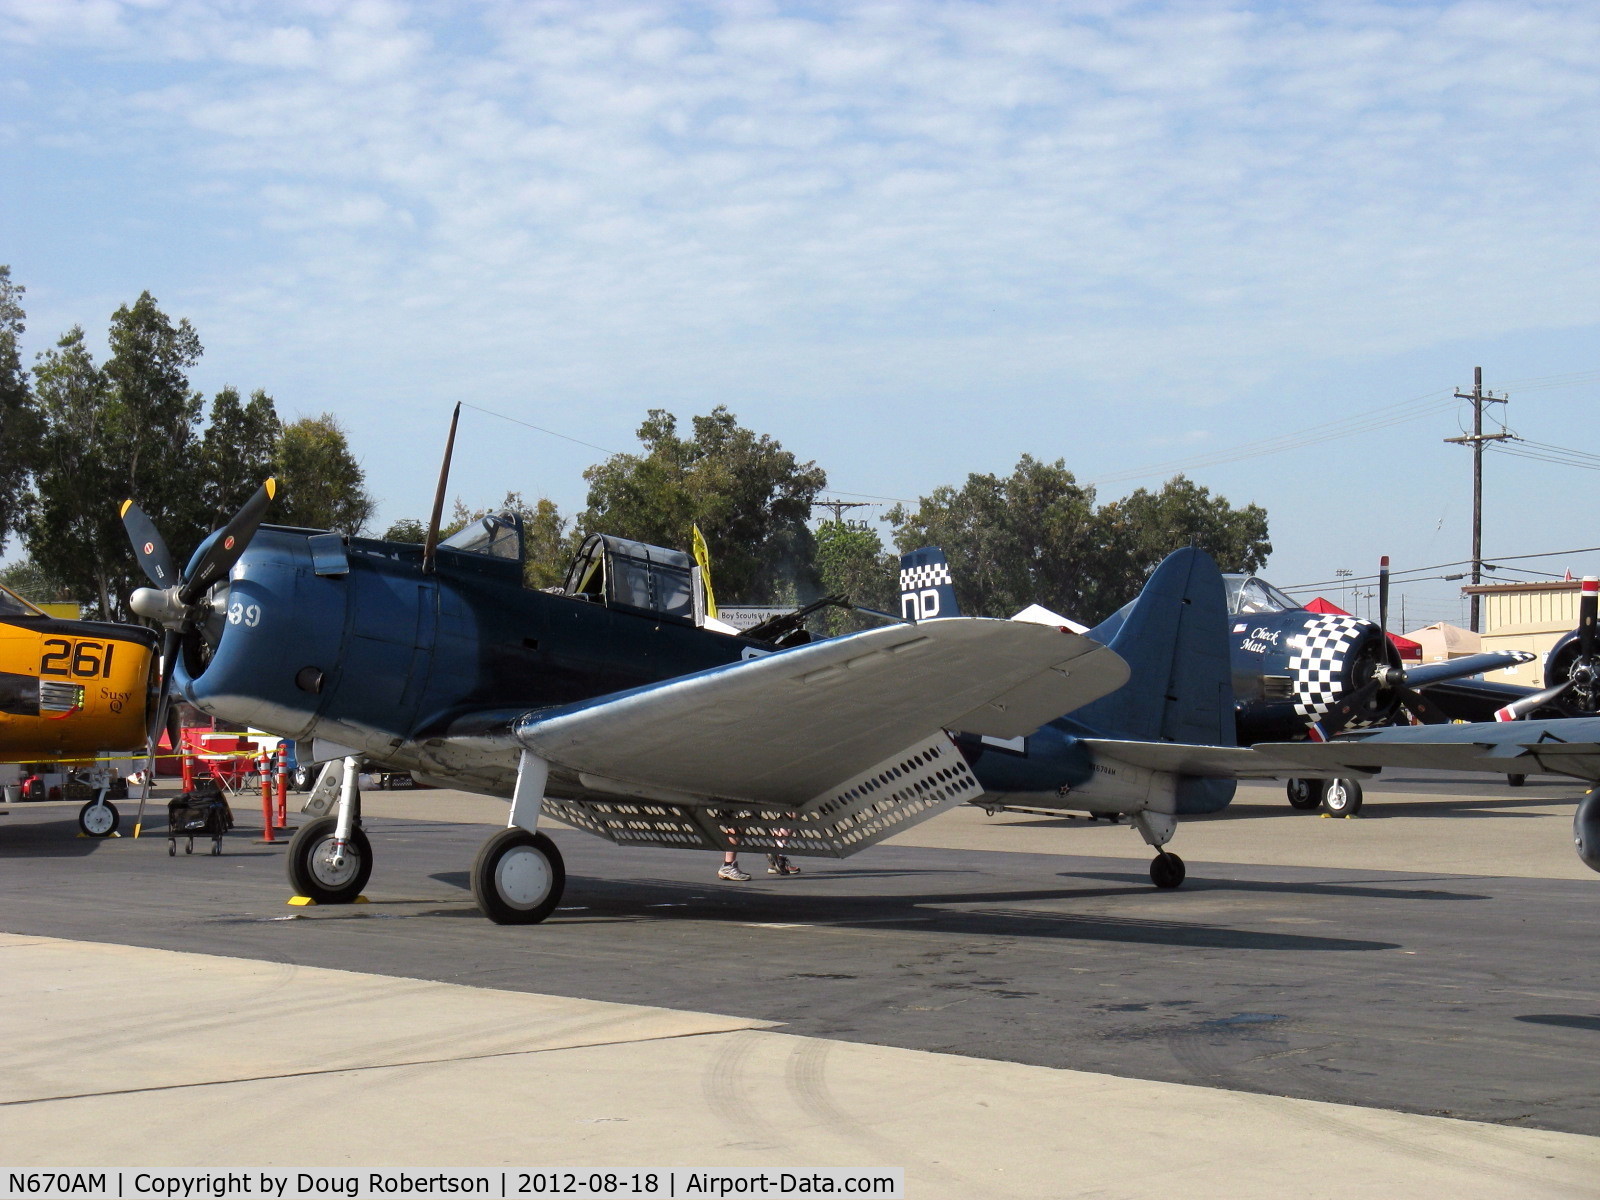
[[0, 813, 116, 859], [419, 869, 1403, 952], [1516, 1014, 1600, 1032]]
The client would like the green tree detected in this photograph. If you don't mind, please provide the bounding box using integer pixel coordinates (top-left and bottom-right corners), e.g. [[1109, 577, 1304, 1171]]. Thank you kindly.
[[888, 455, 1101, 620], [26, 326, 122, 616], [272, 414, 375, 535], [25, 293, 208, 617], [196, 386, 281, 528], [0, 266, 39, 549], [814, 519, 896, 634], [889, 458, 1270, 624], [102, 291, 205, 530], [0, 557, 73, 605], [1094, 475, 1271, 611], [581, 407, 826, 604], [381, 517, 428, 543]]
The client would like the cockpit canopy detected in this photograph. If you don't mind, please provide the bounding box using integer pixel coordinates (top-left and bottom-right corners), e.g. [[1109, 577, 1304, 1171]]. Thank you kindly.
[[0, 582, 45, 618], [563, 533, 697, 622], [1222, 574, 1302, 616], [439, 511, 524, 561]]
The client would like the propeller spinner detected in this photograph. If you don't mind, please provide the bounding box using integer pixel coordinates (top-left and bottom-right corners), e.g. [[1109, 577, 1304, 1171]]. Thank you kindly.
[[1311, 556, 1443, 740]]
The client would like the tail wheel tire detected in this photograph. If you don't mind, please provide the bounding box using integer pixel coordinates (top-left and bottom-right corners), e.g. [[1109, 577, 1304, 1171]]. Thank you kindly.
[[286, 815, 373, 904], [1286, 778, 1324, 810], [1322, 778, 1364, 817], [291, 766, 315, 792], [472, 828, 565, 925], [78, 800, 120, 838], [1150, 851, 1186, 889]]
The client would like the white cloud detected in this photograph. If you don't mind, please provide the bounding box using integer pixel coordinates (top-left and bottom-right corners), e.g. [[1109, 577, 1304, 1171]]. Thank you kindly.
[[2, 0, 1596, 541]]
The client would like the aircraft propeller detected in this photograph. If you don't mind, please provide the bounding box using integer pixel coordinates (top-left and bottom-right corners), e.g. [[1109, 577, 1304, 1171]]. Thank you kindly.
[[1313, 556, 1444, 739], [120, 480, 277, 745], [1494, 577, 1600, 721]]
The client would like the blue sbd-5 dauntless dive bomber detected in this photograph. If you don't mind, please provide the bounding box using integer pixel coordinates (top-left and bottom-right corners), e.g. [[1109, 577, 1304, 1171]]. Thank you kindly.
[[121, 455, 1600, 924]]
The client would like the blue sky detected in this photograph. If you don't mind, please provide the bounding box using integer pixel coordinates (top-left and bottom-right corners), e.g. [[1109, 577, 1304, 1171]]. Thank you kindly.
[[2, 0, 1596, 626]]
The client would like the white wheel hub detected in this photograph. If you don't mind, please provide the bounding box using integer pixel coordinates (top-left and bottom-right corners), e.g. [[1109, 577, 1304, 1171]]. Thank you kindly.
[[496, 845, 552, 910], [82, 804, 114, 836], [312, 837, 360, 888]]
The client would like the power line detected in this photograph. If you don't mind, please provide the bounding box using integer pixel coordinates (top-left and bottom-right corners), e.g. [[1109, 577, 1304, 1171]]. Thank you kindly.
[[1087, 388, 1457, 487]]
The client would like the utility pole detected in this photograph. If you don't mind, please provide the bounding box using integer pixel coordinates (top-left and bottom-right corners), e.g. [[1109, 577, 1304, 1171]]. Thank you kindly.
[[1445, 367, 1512, 632], [813, 498, 873, 525]]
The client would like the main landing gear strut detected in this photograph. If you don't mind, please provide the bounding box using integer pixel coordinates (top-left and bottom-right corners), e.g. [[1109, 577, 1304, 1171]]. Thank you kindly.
[[471, 751, 564, 924]]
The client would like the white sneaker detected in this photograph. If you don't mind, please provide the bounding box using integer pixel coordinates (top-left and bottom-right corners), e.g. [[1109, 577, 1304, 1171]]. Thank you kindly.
[[717, 863, 751, 881]]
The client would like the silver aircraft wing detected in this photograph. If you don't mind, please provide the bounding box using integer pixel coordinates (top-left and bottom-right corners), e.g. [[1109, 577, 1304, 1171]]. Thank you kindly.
[[1254, 717, 1600, 783], [513, 617, 1128, 808]]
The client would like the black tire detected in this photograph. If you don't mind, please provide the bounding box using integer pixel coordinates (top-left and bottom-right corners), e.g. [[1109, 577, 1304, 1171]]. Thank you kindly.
[[286, 815, 373, 904], [1150, 851, 1185, 889], [1286, 778, 1324, 810], [291, 766, 315, 792], [471, 828, 565, 925], [168, 840, 176, 857], [77, 799, 119, 838], [1322, 777, 1364, 816], [1508, 774, 1526, 788]]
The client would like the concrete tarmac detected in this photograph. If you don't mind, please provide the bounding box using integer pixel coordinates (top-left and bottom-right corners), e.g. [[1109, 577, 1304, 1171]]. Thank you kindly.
[[3, 775, 1599, 1198]]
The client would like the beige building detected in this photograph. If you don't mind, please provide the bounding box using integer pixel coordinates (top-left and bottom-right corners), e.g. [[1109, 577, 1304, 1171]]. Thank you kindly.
[[1461, 580, 1584, 685]]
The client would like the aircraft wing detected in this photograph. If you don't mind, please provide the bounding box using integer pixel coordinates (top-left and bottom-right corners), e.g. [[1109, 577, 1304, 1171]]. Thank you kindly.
[[513, 618, 1129, 808], [1253, 718, 1600, 782]]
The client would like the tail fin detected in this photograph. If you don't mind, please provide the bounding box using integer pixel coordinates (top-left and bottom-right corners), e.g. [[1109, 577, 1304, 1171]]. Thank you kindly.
[[1073, 547, 1236, 748], [899, 547, 960, 621]]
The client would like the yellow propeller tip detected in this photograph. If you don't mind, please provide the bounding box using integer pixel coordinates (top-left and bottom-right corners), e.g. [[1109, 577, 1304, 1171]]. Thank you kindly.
[[265, 478, 277, 500], [119, 500, 132, 517]]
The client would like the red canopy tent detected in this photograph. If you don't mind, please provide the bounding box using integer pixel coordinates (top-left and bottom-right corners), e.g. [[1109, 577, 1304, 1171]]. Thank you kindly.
[[1304, 597, 1421, 661]]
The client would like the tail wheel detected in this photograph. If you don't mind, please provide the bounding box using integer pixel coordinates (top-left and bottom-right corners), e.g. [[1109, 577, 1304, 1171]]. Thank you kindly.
[[1286, 778, 1323, 810], [1150, 851, 1185, 889], [1322, 777, 1364, 817], [472, 828, 565, 925], [78, 800, 120, 838], [286, 815, 372, 904]]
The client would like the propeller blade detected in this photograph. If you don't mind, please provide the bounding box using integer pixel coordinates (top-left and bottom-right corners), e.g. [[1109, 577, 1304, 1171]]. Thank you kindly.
[[1314, 679, 1385, 739], [1579, 577, 1598, 660], [1495, 679, 1574, 722], [1394, 685, 1446, 724], [178, 479, 277, 605], [146, 628, 181, 745], [120, 500, 177, 588], [1378, 555, 1390, 638]]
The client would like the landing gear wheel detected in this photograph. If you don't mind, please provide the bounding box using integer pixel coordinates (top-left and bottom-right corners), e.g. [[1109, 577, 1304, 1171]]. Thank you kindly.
[[1150, 851, 1186, 889], [1508, 774, 1526, 788], [285, 815, 373, 904], [1322, 777, 1363, 816], [1286, 778, 1324, 810], [78, 799, 119, 837], [472, 828, 565, 925], [291, 766, 315, 792]]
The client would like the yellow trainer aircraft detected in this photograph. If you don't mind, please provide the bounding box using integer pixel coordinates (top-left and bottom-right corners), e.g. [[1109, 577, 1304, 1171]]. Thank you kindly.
[[0, 581, 159, 835]]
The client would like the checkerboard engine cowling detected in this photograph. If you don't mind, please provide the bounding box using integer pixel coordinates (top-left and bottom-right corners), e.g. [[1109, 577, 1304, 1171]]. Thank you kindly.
[[1286, 614, 1367, 719]]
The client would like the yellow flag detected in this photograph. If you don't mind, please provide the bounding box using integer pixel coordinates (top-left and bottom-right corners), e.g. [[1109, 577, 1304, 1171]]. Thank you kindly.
[[691, 524, 718, 618]]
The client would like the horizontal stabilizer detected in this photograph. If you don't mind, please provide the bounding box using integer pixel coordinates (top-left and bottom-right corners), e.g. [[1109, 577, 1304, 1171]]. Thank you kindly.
[[1255, 717, 1600, 782], [1079, 738, 1352, 780]]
